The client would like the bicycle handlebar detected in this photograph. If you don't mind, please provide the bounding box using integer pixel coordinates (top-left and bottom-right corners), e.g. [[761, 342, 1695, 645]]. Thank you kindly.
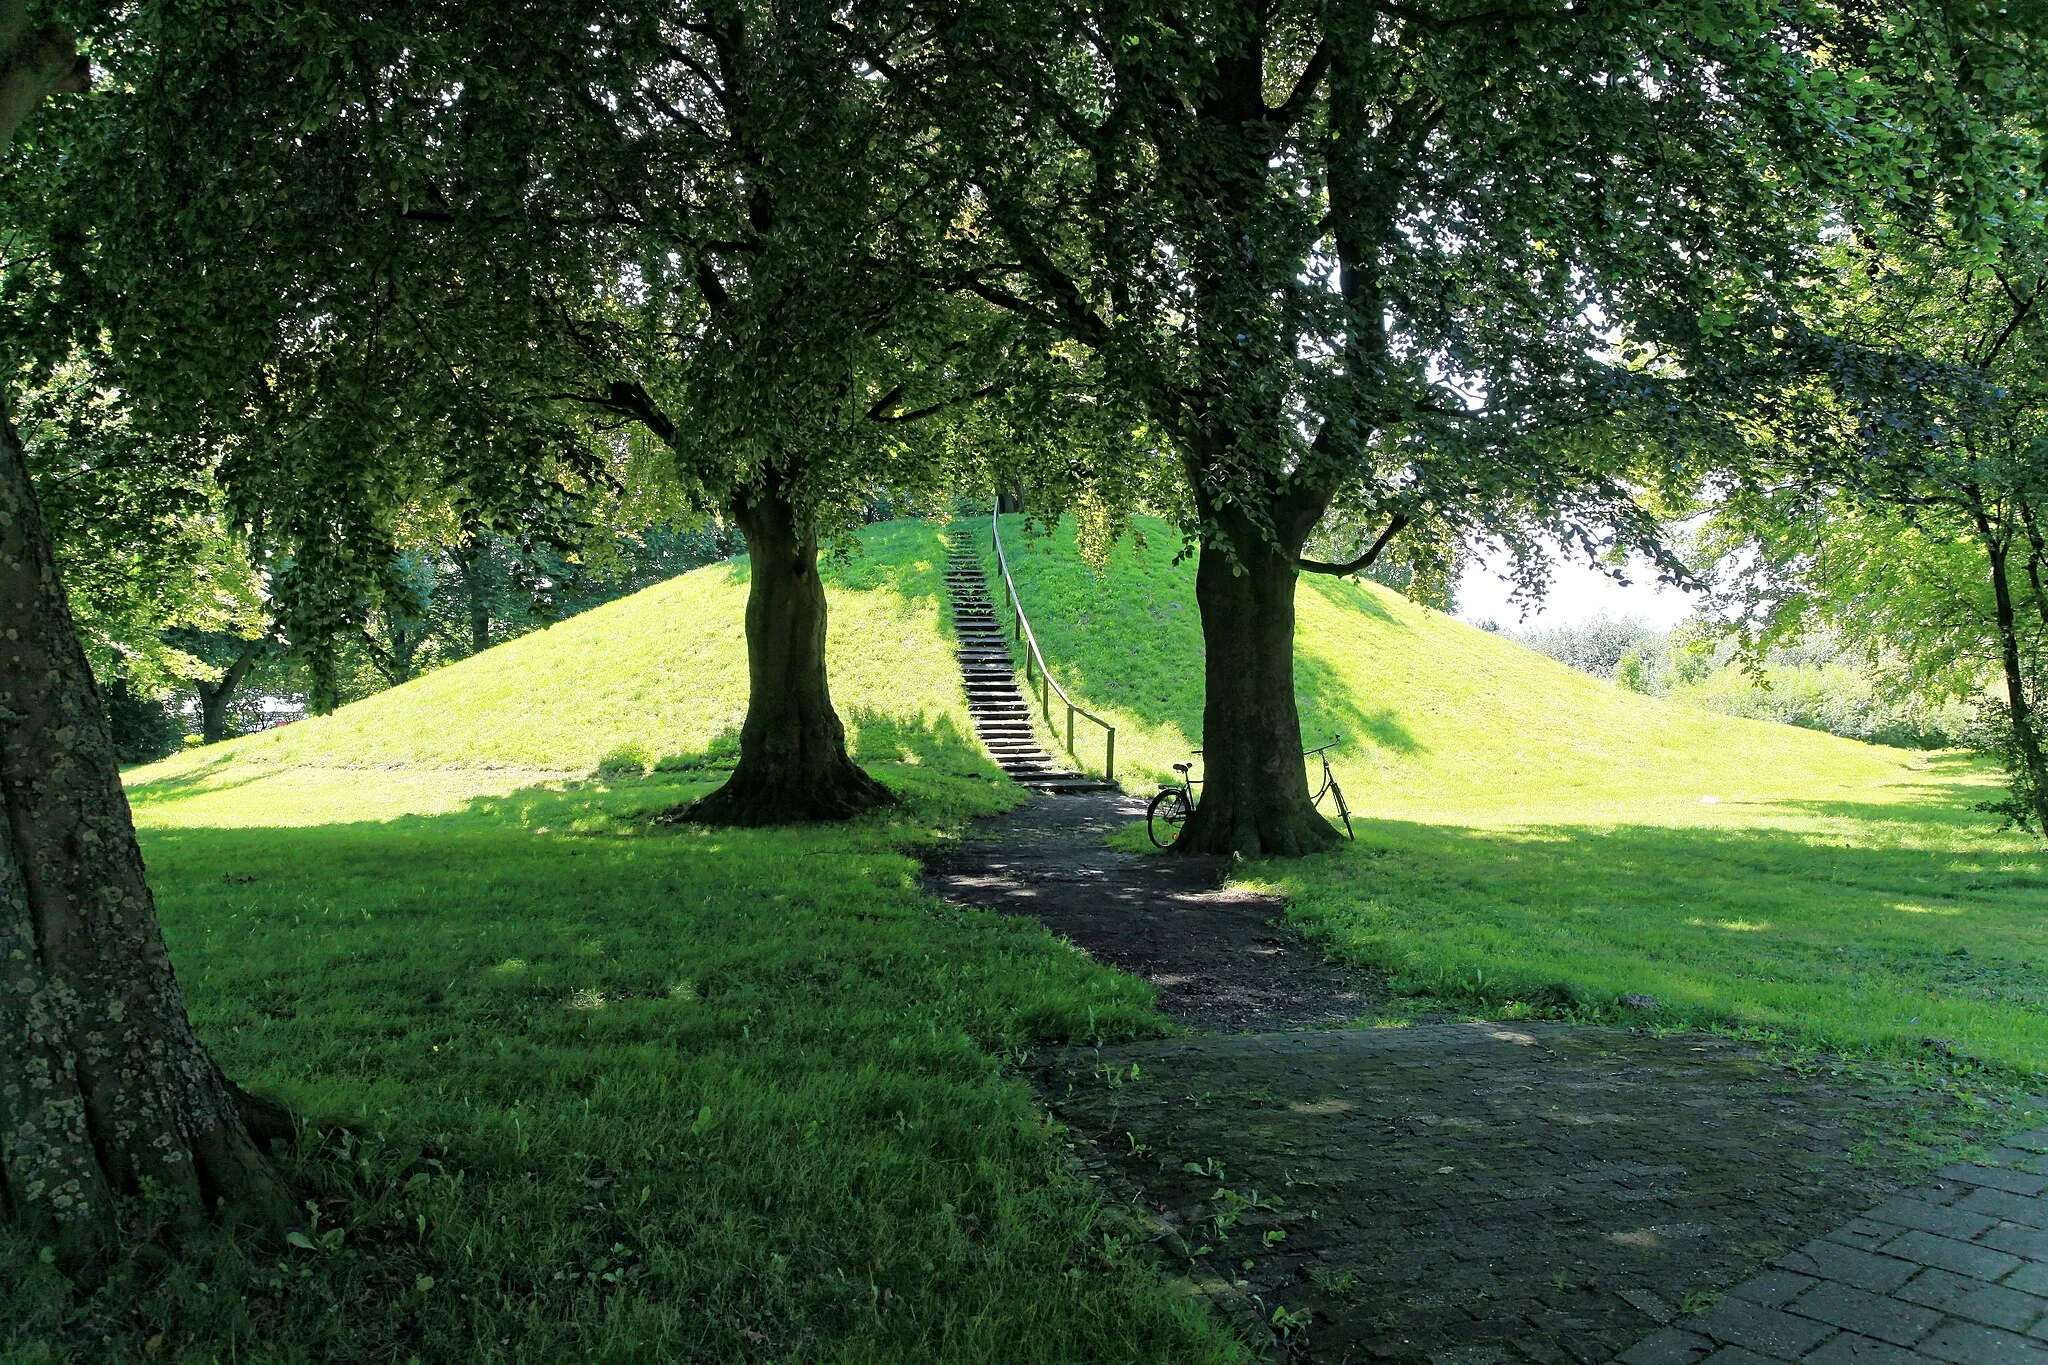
[[1303, 739, 1340, 757]]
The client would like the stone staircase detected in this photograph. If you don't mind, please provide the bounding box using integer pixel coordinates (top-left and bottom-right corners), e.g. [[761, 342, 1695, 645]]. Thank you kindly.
[[944, 534, 1117, 794]]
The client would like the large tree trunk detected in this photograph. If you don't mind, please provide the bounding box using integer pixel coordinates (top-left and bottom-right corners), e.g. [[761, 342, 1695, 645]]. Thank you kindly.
[[681, 479, 893, 826], [1173, 492, 1342, 858], [0, 404, 294, 1272]]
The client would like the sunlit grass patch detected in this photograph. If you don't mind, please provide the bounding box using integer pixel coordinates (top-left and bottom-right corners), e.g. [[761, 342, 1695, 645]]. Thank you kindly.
[[975, 514, 2048, 1076], [8, 766, 1243, 1360]]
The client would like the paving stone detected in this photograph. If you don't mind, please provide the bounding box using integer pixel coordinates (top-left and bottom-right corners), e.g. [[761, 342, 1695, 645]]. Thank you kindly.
[[1917, 1318, 2048, 1365], [1942, 1167, 2048, 1199], [1619, 1327, 1716, 1365], [1978, 1225, 2048, 1261], [1863, 1197, 1998, 1242], [1786, 1280, 1942, 1347], [1896, 1268, 2048, 1332], [1800, 1333, 1925, 1365], [1920, 1185, 1975, 1208], [1702, 1348, 1797, 1365], [2007, 1265, 2048, 1298], [1780, 1240, 1921, 1294], [1882, 1231, 2024, 1282], [1831, 1220, 1908, 1252], [1960, 1190, 2048, 1231], [1623, 1289, 1681, 1325], [1732, 1272, 1823, 1310], [1694, 1299, 1839, 1358]]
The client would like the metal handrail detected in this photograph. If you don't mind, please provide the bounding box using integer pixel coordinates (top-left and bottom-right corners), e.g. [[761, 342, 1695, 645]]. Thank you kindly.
[[988, 507, 1116, 782]]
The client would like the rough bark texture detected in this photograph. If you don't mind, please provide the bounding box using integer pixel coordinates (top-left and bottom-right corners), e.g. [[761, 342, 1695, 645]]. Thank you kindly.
[[0, 405, 294, 1269], [1173, 494, 1343, 858], [681, 480, 894, 826]]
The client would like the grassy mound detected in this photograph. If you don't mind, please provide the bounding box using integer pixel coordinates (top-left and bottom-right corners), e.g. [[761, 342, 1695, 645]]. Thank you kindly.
[[127, 520, 995, 826], [976, 514, 2048, 1075], [31, 520, 1240, 1362]]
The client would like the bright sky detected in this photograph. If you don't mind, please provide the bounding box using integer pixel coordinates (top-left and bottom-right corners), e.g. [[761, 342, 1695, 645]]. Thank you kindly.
[[1454, 543, 1702, 632]]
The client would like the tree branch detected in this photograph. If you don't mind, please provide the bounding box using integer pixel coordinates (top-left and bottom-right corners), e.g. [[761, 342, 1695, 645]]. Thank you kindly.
[[1298, 513, 1411, 575], [1268, 41, 1332, 130]]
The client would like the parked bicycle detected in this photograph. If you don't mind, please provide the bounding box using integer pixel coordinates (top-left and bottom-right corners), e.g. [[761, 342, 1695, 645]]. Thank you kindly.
[[1147, 739, 1354, 847], [1146, 751, 1200, 847]]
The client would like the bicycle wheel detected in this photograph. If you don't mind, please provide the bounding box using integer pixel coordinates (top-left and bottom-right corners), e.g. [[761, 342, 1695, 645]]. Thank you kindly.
[[1328, 779, 1354, 840], [1147, 788, 1192, 848]]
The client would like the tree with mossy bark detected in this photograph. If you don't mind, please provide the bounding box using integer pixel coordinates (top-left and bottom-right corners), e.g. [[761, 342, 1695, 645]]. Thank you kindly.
[[0, 6, 295, 1273], [928, 0, 1978, 856]]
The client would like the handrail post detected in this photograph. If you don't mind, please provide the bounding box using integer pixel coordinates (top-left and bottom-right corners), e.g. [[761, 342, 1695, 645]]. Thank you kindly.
[[1066, 705, 1075, 757], [1105, 729, 1115, 781]]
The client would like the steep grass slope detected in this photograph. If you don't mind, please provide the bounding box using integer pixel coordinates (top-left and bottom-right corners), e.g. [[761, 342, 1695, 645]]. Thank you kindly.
[[978, 514, 1932, 824], [127, 519, 995, 826], [977, 514, 2048, 1074]]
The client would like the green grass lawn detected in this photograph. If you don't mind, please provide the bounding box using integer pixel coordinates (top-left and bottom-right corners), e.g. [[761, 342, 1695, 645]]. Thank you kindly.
[[11, 521, 1241, 1363], [23, 513, 2048, 1358], [978, 514, 2048, 1075]]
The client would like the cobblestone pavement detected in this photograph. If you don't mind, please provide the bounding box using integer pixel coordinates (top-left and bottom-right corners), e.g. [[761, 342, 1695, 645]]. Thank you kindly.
[[1040, 1024, 2013, 1364], [930, 794, 2027, 1362], [1622, 1127, 2048, 1365]]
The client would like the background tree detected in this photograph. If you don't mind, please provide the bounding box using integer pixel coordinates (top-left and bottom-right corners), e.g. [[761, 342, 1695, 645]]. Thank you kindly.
[[13, 351, 268, 751], [931, 0, 1960, 855], [45, 0, 1051, 824], [1705, 230, 2048, 832], [1689, 0, 2048, 833]]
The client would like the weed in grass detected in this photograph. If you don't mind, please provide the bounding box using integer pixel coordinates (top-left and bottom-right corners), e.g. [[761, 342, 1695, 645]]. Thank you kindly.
[[1306, 1267, 1361, 1296]]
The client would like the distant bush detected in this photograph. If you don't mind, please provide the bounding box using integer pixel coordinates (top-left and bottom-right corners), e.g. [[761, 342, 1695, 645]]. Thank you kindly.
[[1669, 662, 1971, 748], [102, 679, 183, 765], [1514, 616, 1664, 679], [1507, 617, 1973, 749]]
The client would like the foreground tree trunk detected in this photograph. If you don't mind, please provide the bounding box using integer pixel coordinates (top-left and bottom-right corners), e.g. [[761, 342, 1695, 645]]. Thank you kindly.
[[1173, 491, 1342, 858], [0, 404, 295, 1271], [682, 478, 894, 825]]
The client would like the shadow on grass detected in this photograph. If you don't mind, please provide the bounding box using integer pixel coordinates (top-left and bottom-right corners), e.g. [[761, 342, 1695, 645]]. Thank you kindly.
[[986, 513, 1424, 760], [126, 748, 279, 808], [98, 711, 1204, 1365], [1278, 801, 2048, 1067]]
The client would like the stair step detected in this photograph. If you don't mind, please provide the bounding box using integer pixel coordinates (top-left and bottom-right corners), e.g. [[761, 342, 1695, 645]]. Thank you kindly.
[[941, 523, 1117, 794]]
